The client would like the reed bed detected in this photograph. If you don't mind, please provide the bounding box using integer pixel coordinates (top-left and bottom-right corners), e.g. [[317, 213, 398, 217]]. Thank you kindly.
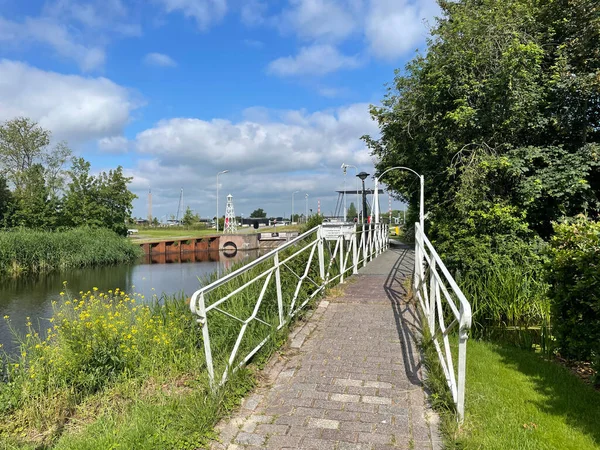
[[0, 227, 141, 277]]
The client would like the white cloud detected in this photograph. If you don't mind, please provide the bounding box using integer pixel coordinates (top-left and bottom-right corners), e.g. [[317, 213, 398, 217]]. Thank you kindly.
[[260, 0, 439, 78], [98, 136, 131, 153], [156, 0, 227, 30], [240, 0, 268, 26], [0, 16, 105, 71], [279, 0, 359, 42], [268, 44, 361, 76], [0, 59, 140, 142], [129, 103, 383, 219], [365, 0, 438, 60], [144, 52, 177, 67]]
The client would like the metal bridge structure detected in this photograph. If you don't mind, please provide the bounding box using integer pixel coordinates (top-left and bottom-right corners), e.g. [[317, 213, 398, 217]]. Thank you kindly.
[[190, 220, 472, 421]]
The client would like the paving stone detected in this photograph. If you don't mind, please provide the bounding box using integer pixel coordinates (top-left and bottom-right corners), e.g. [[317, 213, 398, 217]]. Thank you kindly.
[[362, 395, 392, 405], [301, 438, 337, 449], [334, 378, 364, 387], [264, 435, 302, 448], [307, 417, 340, 429], [254, 423, 289, 435], [357, 432, 394, 445], [242, 394, 263, 411], [331, 393, 360, 403], [336, 441, 371, 450], [234, 432, 265, 446]]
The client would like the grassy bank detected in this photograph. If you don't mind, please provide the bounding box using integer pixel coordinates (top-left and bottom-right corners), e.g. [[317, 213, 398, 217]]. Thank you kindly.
[[423, 338, 600, 449], [0, 230, 335, 448], [0, 228, 141, 277], [0, 289, 252, 449]]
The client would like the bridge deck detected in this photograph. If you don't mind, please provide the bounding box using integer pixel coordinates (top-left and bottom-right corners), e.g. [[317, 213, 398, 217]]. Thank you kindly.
[[212, 243, 441, 450]]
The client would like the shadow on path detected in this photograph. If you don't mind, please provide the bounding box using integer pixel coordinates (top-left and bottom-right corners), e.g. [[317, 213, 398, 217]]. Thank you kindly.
[[382, 243, 423, 386]]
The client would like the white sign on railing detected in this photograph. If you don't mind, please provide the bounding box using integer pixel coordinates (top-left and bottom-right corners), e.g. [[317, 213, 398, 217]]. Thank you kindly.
[[320, 223, 355, 241]]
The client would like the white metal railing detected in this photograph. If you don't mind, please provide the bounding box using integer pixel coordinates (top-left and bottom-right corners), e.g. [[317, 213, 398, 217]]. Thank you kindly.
[[190, 222, 389, 389], [414, 222, 472, 422]]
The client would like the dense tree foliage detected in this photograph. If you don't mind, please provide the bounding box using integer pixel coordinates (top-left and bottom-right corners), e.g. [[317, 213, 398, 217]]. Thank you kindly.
[[250, 208, 267, 218], [366, 0, 600, 366], [365, 0, 600, 273], [0, 118, 136, 236]]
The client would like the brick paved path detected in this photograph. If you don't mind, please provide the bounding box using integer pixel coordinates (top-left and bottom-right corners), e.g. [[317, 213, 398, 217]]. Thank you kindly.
[[211, 243, 441, 450]]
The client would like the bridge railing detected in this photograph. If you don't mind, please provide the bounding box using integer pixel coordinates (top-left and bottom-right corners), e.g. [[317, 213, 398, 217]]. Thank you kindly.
[[414, 222, 472, 422], [190, 222, 389, 388]]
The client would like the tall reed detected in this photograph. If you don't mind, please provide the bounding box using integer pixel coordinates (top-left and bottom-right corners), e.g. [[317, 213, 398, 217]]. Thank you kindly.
[[0, 227, 141, 277], [459, 261, 551, 349]]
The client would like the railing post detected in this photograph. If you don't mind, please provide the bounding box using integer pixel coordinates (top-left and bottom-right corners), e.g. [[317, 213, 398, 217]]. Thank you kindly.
[[317, 226, 325, 282], [457, 306, 469, 423], [362, 225, 367, 268], [197, 292, 216, 389], [274, 252, 284, 327], [352, 224, 359, 274], [413, 223, 420, 291], [340, 235, 345, 283], [428, 259, 437, 331]]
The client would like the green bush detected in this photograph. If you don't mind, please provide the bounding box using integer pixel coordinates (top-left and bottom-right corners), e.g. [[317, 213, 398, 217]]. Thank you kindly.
[[547, 217, 600, 371]]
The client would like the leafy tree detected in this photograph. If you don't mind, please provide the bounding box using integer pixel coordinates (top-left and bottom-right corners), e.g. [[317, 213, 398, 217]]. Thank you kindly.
[[364, 0, 600, 272], [61, 157, 96, 228], [182, 207, 200, 226], [250, 208, 267, 218], [0, 176, 13, 227], [61, 158, 136, 236], [10, 164, 58, 229], [347, 202, 357, 220], [152, 217, 159, 227], [0, 117, 71, 193], [94, 166, 137, 236]]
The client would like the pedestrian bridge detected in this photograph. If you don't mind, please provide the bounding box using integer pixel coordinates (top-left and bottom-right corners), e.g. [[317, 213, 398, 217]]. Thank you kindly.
[[188, 223, 471, 448]]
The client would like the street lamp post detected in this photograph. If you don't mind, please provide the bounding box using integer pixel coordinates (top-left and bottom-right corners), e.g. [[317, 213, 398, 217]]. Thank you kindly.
[[372, 166, 424, 234], [356, 172, 370, 223], [291, 190, 299, 224], [216, 170, 229, 232], [305, 193, 309, 223]]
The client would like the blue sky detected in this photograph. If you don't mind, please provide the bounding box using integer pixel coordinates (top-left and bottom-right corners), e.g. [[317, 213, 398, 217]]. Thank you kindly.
[[0, 0, 437, 220]]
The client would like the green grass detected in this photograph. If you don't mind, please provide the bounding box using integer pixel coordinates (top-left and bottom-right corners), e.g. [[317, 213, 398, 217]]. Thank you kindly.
[[425, 339, 600, 449], [0, 228, 141, 278], [129, 228, 217, 241]]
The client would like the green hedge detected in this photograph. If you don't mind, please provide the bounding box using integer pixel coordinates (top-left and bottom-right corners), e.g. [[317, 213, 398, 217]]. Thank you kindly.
[[547, 217, 600, 369]]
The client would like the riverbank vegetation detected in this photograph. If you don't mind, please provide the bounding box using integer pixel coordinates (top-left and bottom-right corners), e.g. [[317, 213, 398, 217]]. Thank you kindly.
[[0, 230, 332, 448], [365, 0, 600, 446], [0, 228, 141, 277], [0, 118, 139, 277]]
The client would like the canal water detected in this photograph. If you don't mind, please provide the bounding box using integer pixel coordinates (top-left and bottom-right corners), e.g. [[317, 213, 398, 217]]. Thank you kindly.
[[0, 250, 260, 355]]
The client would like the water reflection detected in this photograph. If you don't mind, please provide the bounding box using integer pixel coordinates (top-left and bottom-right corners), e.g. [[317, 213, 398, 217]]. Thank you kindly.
[[0, 250, 259, 355]]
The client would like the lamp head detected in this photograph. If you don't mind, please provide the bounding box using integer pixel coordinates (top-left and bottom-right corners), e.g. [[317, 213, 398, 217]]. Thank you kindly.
[[357, 171, 369, 181]]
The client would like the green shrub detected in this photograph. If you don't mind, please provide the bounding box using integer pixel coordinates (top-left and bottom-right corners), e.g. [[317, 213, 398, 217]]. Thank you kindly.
[[546, 217, 600, 372]]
